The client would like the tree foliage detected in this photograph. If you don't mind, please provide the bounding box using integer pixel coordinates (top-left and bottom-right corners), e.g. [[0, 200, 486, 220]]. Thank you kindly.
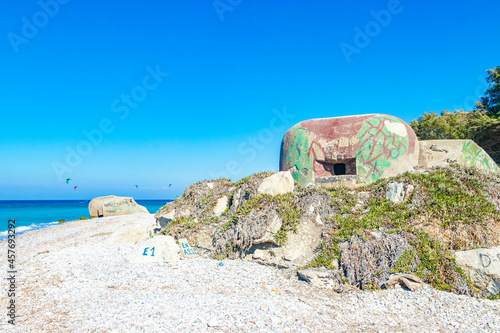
[[410, 67, 500, 165], [409, 110, 494, 140], [410, 110, 500, 165], [475, 66, 500, 118]]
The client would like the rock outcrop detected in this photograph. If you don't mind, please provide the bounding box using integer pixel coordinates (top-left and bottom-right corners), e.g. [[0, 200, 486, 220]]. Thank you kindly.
[[155, 164, 500, 298], [89, 195, 149, 218]]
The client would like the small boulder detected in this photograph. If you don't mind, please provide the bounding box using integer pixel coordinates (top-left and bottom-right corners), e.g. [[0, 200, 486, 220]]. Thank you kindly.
[[126, 235, 180, 264], [179, 238, 197, 258], [455, 246, 500, 296], [297, 269, 341, 289], [257, 171, 294, 196], [385, 182, 405, 204], [89, 195, 148, 218], [253, 249, 270, 261], [383, 274, 423, 291]]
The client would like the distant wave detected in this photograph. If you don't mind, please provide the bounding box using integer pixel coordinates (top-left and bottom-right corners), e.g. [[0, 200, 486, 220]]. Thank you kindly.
[[0, 221, 58, 241]]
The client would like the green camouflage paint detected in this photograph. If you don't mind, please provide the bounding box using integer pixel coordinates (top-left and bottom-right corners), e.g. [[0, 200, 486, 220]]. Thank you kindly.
[[285, 125, 314, 184], [461, 140, 500, 173], [356, 115, 409, 183]]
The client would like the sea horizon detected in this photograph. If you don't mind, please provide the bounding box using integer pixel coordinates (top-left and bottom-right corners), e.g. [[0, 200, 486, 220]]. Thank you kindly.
[[0, 199, 172, 240]]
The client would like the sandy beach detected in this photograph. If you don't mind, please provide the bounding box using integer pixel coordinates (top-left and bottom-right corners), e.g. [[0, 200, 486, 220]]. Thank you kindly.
[[1, 213, 499, 332]]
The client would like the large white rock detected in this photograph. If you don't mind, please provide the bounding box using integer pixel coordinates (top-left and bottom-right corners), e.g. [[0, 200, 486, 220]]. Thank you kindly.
[[455, 246, 500, 295], [126, 235, 180, 264], [213, 196, 229, 216], [89, 195, 148, 218], [257, 171, 294, 196]]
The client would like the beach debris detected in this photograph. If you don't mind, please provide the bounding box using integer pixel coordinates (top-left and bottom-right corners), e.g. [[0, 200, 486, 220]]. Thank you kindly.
[[218, 261, 224, 267], [383, 273, 424, 291], [272, 289, 279, 292], [73, 186, 78, 191], [179, 238, 197, 257], [66, 178, 71, 184]]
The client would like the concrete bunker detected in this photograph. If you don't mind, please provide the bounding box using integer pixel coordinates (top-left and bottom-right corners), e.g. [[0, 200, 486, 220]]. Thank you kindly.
[[279, 114, 420, 185]]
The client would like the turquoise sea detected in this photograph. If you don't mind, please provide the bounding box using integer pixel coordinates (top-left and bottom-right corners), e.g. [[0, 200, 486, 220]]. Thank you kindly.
[[0, 200, 171, 241]]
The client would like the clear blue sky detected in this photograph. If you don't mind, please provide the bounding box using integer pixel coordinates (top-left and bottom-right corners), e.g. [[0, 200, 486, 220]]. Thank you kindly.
[[1, 0, 499, 200]]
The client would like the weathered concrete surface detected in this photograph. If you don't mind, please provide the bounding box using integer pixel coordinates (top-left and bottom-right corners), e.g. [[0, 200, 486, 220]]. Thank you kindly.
[[455, 246, 500, 296], [126, 235, 180, 264], [419, 139, 500, 173], [280, 114, 419, 186], [89, 195, 148, 218]]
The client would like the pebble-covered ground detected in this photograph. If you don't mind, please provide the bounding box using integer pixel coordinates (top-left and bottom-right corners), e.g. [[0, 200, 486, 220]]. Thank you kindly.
[[1, 213, 499, 332]]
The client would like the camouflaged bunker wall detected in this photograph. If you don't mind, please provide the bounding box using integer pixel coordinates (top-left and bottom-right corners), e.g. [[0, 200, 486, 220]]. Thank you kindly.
[[279, 114, 420, 186]]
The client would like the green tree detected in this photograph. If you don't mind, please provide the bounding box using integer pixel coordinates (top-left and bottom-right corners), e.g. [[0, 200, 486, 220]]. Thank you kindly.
[[475, 66, 500, 118], [409, 110, 494, 140], [409, 110, 500, 164]]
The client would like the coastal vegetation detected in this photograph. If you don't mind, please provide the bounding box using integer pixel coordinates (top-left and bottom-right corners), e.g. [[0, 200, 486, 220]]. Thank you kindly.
[[156, 164, 500, 297]]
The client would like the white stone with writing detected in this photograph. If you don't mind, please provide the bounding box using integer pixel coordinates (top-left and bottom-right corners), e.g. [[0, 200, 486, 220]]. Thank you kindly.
[[126, 235, 180, 264], [455, 246, 500, 295], [179, 238, 196, 258]]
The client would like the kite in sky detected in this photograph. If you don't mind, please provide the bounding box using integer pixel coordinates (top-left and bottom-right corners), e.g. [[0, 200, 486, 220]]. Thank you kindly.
[[135, 185, 139, 189], [66, 178, 71, 184], [169, 184, 172, 188], [73, 186, 78, 191]]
